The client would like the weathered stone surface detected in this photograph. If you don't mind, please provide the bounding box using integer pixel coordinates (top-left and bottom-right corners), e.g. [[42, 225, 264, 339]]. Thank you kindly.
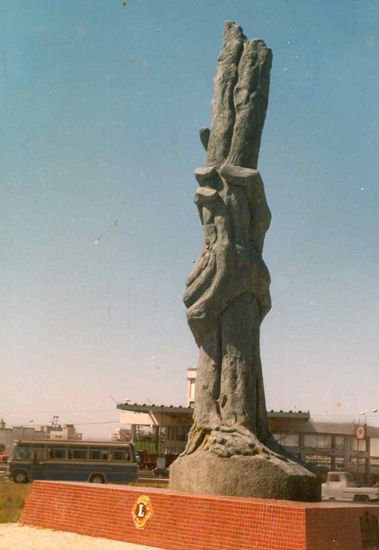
[[194, 187, 219, 205], [219, 164, 259, 186], [205, 21, 245, 168], [199, 127, 210, 151], [170, 21, 320, 500], [227, 39, 272, 169], [170, 451, 321, 501], [193, 166, 217, 185]]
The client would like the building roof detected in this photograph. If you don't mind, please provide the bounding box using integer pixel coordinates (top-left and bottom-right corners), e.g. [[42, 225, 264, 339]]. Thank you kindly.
[[117, 403, 193, 415], [117, 402, 310, 420], [117, 403, 379, 437], [267, 410, 310, 419]]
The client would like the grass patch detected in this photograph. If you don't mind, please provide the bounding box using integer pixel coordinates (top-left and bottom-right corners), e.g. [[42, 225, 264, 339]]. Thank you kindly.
[[0, 481, 32, 523]]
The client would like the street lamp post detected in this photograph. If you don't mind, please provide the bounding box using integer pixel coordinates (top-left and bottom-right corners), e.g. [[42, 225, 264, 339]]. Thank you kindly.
[[359, 409, 378, 425], [357, 409, 378, 483]]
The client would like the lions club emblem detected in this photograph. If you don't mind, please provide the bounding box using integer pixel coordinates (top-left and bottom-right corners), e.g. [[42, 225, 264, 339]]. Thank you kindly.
[[132, 495, 153, 529]]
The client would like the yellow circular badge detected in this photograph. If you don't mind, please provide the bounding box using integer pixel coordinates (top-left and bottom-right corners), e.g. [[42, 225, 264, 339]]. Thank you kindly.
[[132, 495, 153, 529]]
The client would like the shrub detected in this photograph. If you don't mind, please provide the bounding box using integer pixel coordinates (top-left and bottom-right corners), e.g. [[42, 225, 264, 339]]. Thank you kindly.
[[0, 481, 32, 523]]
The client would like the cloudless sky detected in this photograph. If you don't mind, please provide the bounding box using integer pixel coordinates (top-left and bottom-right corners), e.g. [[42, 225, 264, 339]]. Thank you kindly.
[[1, 0, 378, 439]]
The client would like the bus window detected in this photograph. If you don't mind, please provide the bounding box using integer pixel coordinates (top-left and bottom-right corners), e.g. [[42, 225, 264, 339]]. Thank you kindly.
[[12, 446, 31, 460], [89, 449, 101, 460], [68, 448, 88, 460], [112, 448, 130, 461], [89, 449, 108, 460], [47, 448, 66, 459]]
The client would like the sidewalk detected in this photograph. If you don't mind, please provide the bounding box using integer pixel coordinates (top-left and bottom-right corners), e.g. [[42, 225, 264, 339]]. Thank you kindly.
[[0, 524, 163, 550]]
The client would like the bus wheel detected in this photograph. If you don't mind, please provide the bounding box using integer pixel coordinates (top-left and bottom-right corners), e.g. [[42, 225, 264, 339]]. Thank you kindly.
[[89, 474, 105, 484], [13, 470, 28, 483]]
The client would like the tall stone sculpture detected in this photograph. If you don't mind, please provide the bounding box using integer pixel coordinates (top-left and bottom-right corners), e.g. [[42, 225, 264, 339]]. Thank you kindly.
[[170, 21, 320, 501]]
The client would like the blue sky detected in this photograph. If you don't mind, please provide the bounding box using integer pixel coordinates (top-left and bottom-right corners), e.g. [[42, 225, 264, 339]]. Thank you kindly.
[[1, 0, 378, 438]]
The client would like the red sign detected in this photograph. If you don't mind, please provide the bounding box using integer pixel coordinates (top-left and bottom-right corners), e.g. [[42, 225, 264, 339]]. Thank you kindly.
[[355, 424, 366, 440]]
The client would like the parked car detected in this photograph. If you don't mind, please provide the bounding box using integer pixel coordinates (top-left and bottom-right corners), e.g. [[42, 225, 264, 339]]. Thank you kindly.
[[322, 471, 379, 502]]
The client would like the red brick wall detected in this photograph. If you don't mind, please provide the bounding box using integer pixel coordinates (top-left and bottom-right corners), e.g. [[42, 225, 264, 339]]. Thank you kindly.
[[20, 481, 379, 550]]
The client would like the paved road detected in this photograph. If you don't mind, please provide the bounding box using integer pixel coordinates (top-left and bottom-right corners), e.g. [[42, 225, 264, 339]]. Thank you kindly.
[[0, 524, 164, 550]]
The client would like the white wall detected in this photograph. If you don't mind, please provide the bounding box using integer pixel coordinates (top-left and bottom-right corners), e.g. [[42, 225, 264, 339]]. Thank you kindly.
[[370, 437, 379, 457]]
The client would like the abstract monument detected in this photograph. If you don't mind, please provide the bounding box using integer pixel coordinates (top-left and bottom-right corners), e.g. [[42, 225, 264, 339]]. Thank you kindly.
[[170, 21, 320, 501]]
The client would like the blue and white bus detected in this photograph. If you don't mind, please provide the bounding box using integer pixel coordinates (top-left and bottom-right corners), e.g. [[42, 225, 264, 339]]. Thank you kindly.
[[7, 440, 138, 484]]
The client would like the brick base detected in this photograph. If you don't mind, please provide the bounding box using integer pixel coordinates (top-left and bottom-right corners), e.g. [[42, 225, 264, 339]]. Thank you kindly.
[[20, 481, 379, 550]]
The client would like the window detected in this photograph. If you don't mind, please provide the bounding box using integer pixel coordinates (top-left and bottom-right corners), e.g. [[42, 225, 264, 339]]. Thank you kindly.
[[112, 449, 130, 461], [334, 435, 344, 450], [304, 434, 332, 449], [89, 449, 109, 460], [68, 448, 87, 460], [329, 474, 341, 482], [189, 379, 196, 401], [273, 432, 299, 447], [89, 449, 102, 460], [47, 448, 66, 459], [352, 438, 367, 452], [335, 456, 345, 470], [176, 426, 190, 441], [12, 446, 31, 460]]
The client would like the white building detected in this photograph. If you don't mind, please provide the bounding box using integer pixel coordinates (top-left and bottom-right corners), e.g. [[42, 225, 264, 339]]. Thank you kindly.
[[0, 418, 82, 452]]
